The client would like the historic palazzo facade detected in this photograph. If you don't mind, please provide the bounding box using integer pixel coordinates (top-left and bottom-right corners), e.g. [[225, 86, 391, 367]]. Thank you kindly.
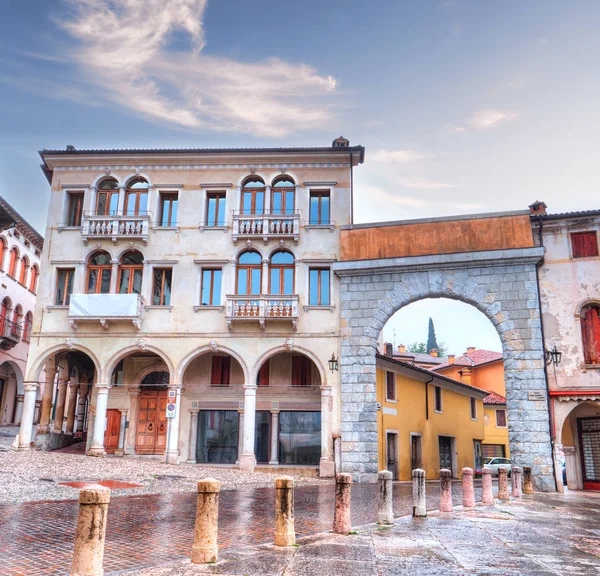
[[17, 139, 364, 476]]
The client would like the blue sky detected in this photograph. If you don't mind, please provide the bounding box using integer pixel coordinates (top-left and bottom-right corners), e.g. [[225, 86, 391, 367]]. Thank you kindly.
[[1, 0, 596, 351]]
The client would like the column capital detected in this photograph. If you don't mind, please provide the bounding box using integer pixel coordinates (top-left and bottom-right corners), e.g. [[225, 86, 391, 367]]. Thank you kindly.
[[189, 408, 200, 414], [320, 385, 332, 395], [23, 383, 38, 393], [168, 384, 182, 391], [243, 384, 257, 391], [95, 383, 111, 392]]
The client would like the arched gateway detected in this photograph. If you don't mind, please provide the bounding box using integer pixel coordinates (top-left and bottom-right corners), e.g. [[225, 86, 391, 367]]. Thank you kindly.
[[333, 211, 555, 491]]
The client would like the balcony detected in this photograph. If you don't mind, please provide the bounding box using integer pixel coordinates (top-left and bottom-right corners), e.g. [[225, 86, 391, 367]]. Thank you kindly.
[[225, 294, 299, 330], [81, 212, 152, 245], [0, 319, 21, 350], [231, 211, 300, 245], [68, 293, 144, 332]]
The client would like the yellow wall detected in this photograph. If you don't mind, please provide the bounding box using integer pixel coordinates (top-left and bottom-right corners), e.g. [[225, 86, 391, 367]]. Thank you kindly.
[[376, 365, 485, 480], [437, 360, 505, 397], [483, 406, 510, 457]]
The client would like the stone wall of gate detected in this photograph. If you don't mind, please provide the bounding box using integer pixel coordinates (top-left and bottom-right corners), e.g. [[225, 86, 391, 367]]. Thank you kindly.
[[334, 247, 556, 491]]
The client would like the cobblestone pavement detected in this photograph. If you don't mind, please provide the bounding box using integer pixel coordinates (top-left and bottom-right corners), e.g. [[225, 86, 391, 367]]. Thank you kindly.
[[130, 492, 600, 576], [0, 426, 18, 450], [0, 479, 482, 575]]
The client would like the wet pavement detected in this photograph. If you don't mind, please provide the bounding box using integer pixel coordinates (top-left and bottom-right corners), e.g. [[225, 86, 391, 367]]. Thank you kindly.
[[0, 481, 482, 575]]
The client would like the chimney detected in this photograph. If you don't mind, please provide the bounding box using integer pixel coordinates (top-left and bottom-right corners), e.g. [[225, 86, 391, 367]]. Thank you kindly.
[[332, 135, 349, 148], [448, 354, 456, 364], [430, 348, 438, 358], [385, 342, 393, 357], [398, 344, 406, 354], [467, 347, 476, 354], [459, 368, 472, 384], [528, 200, 547, 216]]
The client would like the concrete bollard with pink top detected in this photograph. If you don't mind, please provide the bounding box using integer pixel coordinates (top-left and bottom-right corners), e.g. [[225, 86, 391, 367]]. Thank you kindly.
[[523, 466, 534, 495], [481, 468, 494, 505], [191, 478, 221, 564], [439, 469, 453, 513], [333, 473, 352, 534], [274, 476, 295, 546], [497, 467, 510, 501], [511, 467, 523, 498], [412, 468, 426, 517], [377, 470, 394, 525], [71, 486, 110, 576], [462, 467, 476, 508]]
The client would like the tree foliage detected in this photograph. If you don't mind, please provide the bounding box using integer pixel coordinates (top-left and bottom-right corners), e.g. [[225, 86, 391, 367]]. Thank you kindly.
[[426, 317, 439, 354]]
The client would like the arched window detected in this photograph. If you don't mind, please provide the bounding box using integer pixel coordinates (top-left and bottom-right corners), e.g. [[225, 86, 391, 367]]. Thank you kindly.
[[22, 311, 33, 341], [0, 236, 6, 271], [12, 305, 22, 338], [118, 250, 143, 294], [7, 247, 18, 278], [241, 176, 265, 215], [19, 255, 29, 286], [269, 251, 294, 294], [581, 304, 600, 364], [86, 251, 112, 294], [236, 251, 262, 294], [96, 178, 119, 216], [125, 178, 149, 216], [140, 371, 170, 386], [271, 177, 295, 215], [0, 298, 10, 336], [29, 264, 39, 294]]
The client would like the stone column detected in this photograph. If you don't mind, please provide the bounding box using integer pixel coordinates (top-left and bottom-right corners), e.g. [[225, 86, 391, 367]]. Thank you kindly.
[[498, 468, 510, 501], [440, 469, 453, 512], [17, 382, 38, 450], [377, 470, 394, 525], [236, 410, 244, 465], [53, 373, 69, 433], [261, 259, 269, 295], [523, 466, 534, 495], [124, 389, 140, 455], [75, 378, 89, 436], [34, 399, 42, 424], [65, 381, 79, 435], [71, 486, 110, 576], [412, 468, 426, 517], [38, 359, 56, 434], [188, 409, 199, 463], [333, 473, 352, 534], [462, 467, 475, 508], [75, 261, 87, 294], [191, 478, 221, 564], [165, 385, 181, 465], [269, 410, 279, 465], [553, 441, 565, 493], [13, 394, 24, 425], [319, 386, 334, 477], [109, 260, 119, 293], [140, 260, 150, 303], [274, 476, 295, 546], [239, 384, 257, 472], [482, 468, 494, 505], [115, 410, 127, 457], [117, 185, 126, 214], [511, 467, 522, 498], [87, 384, 110, 457]]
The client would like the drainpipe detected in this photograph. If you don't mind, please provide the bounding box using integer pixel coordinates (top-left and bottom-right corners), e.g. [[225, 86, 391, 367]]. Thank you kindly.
[[535, 218, 559, 491], [425, 376, 433, 420]]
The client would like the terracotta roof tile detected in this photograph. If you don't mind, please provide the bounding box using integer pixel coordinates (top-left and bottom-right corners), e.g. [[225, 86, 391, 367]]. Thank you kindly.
[[433, 349, 503, 371], [483, 391, 507, 405]]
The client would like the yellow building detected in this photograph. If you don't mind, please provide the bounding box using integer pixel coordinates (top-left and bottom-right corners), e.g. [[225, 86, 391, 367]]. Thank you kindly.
[[376, 353, 487, 480]]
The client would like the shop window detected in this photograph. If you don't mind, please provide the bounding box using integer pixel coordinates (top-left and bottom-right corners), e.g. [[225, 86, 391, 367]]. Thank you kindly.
[[201, 269, 222, 306], [152, 268, 172, 306], [386, 371, 396, 401], [211, 356, 231, 387], [279, 411, 321, 465], [196, 410, 239, 463], [572, 231, 598, 258], [496, 409, 507, 427]]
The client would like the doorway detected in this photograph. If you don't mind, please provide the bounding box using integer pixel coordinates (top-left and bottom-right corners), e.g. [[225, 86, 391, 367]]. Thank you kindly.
[[255, 411, 270, 463], [578, 417, 600, 490], [473, 440, 483, 472], [439, 436, 453, 475], [135, 388, 168, 455], [410, 433, 422, 471], [104, 409, 121, 454], [386, 431, 399, 479]]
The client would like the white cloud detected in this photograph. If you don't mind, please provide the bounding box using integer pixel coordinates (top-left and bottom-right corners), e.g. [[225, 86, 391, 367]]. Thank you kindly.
[[371, 149, 430, 164], [449, 109, 519, 133], [57, 0, 338, 136], [394, 177, 459, 190]]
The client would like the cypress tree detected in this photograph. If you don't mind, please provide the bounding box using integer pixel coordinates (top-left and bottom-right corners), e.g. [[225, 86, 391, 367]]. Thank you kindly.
[[426, 317, 439, 353]]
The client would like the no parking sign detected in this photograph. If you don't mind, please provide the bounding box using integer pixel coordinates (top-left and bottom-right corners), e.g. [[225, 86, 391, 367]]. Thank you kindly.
[[166, 389, 177, 418]]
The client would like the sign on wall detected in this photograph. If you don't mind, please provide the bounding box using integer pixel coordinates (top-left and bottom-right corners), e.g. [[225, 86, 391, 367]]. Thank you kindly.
[[166, 389, 177, 418]]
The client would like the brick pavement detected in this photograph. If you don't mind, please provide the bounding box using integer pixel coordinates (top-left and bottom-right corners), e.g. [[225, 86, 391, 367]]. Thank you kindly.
[[0, 481, 482, 575]]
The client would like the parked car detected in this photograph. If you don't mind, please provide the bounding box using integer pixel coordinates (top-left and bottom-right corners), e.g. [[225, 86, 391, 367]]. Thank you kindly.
[[483, 457, 512, 477]]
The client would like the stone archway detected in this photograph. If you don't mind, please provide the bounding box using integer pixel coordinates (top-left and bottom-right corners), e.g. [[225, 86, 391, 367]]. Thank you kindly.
[[334, 247, 555, 491]]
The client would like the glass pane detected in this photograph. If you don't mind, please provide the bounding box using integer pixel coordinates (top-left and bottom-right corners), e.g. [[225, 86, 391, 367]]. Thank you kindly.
[[309, 269, 319, 306], [270, 268, 280, 294], [321, 195, 330, 224], [122, 251, 143, 265], [119, 269, 131, 293], [273, 178, 294, 188], [99, 179, 118, 190], [91, 252, 111, 266], [133, 269, 143, 294], [255, 191, 264, 215], [87, 270, 98, 293], [271, 251, 293, 265], [283, 268, 294, 294], [138, 192, 148, 215], [272, 191, 282, 215], [309, 195, 319, 225], [242, 192, 252, 215], [170, 199, 178, 225], [237, 269, 248, 294], [207, 197, 216, 226], [163, 269, 171, 305], [201, 270, 212, 304], [152, 269, 162, 305], [66, 270, 74, 305], [161, 199, 170, 226], [56, 272, 66, 304], [212, 270, 222, 305], [100, 269, 111, 294], [321, 270, 330, 305], [217, 197, 226, 226], [109, 192, 119, 215], [239, 251, 261, 265], [279, 411, 321, 465], [255, 411, 270, 463], [125, 193, 135, 216], [251, 268, 261, 294], [97, 193, 108, 216], [285, 191, 295, 215], [197, 410, 239, 463]]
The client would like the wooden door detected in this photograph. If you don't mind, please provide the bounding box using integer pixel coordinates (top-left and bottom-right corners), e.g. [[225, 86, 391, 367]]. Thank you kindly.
[[439, 436, 452, 474], [136, 389, 168, 455], [386, 433, 398, 480], [103, 409, 121, 454]]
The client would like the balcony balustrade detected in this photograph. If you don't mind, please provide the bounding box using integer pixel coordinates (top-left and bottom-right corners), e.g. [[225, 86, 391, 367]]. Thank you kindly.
[[225, 294, 299, 330], [81, 211, 151, 244], [68, 293, 144, 332], [231, 210, 300, 245], [0, 318, 21, 350]]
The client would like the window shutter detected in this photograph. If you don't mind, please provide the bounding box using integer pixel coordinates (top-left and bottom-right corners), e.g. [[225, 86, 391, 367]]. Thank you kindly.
[[292, 356, 302, 386], [585, 232, 599, 257], [222, 356, 231, 386], [582, 306, 600, 364], [211, 356, 222, 386], [258, 361, 270, 386], [572, 233, 584, 258]]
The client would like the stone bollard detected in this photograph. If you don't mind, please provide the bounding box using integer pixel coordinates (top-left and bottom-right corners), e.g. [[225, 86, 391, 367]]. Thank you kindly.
[[377, 470, 394, 525], [462, 467, 476, 508], [511, 467, 523, 498], [412, 468, 426, 517], [333, 473, 352, 534], [481, 468, 494, 505], [523, 466, 534, 495], [498, 467, 510, 501], [191, 478, 221, 564], [274, 476, 295, 546], [439, 469, 453, 513], [71, 486, 110, 576]]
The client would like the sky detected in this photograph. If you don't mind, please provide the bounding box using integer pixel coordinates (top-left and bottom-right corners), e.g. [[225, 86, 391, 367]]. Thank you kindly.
[[0, 0, 596, 352]]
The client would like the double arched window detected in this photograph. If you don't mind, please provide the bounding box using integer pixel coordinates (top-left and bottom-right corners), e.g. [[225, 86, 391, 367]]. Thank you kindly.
[[7, 247, 18, 278], [29, 265, 39, 294], [96, 178, 119, 216], [125, 178, 149, 216], [118, 250, 143, 294], [12, 305, 22, 338], [22, 311, 32, 341], [19, 256, 29, 286], [241, 177, 265, 215], [86, 251, 112, 294], [0, 298, 9, 336], [236, 251, 262, 294], [271, 177, 295, 215], [581, 303, 600, 364], [269, 251, 294, 294]]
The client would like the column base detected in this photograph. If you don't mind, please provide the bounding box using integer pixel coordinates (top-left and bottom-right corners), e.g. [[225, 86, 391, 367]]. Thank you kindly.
[[187, 458, 197, 464], [268, 460, 279, 466], [165, 451, 180, 465], [319, 458, 335, 478], [17, 443, 32, 451], [87, 446, 106, 457], [239, 453, 256, 472], [37, 425, 50, 435], [114, 449, 125, 457]]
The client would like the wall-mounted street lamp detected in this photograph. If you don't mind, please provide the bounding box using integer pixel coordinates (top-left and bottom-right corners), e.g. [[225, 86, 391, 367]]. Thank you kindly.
[[328, 353, 339, 373], [545, 346, 562, 367]]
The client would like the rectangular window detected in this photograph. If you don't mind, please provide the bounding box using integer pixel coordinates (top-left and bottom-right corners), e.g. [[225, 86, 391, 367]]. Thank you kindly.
[[201, 269, 222, 306], [67, 192, 84, 227], [496, 409, 507, 427], [386, 371, 396, 401], [434, 386, 443, 412], [211, 356, 231, 387], [309, 268, 330, 306], [572, 231, 599, 258], [55, 268, 74, 306], [159, 193, 178, 227], [152, 268, 172, 306], [470, 397, 477, 420], [206, 193, 226, 227], [196, 410, 239, 463], [279, 411, 321, 465], [309, 190, 330, 225], [292, 355, 312, 386]]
